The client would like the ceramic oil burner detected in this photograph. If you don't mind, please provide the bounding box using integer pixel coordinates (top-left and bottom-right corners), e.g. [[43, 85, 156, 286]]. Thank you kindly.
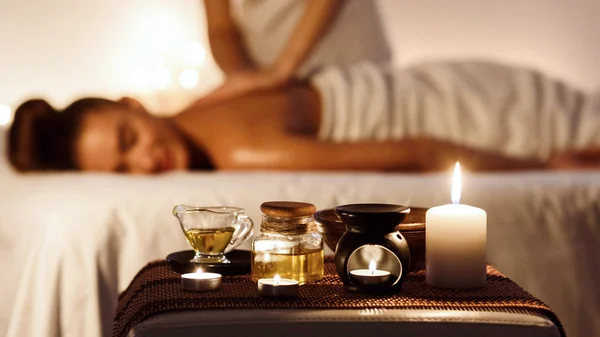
[[334, 204, 411, 294]]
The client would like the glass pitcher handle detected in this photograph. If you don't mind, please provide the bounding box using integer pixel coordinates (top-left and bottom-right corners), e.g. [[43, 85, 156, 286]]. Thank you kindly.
[[226, 215, 254, 253]]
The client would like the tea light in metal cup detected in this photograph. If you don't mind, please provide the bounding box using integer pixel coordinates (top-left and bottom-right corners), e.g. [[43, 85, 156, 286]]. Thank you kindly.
[[350, 260, 391, 285], [257, 274, 299, 298], [181, 269, 222, 292]]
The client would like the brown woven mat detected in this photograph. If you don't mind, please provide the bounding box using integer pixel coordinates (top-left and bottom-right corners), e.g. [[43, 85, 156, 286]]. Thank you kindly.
[[113, 258, 564, 337]]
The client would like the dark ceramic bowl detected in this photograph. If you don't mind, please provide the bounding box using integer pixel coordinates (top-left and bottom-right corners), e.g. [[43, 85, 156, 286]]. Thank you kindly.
[[315, 206, 428, 271], [403, 206, 427, 225], [398, 207, 427, 271], [334, 204, 410, 233], [314, 209, 346, 252]]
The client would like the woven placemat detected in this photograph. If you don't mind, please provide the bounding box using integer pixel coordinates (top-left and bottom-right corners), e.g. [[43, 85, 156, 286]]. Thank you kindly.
[[113, 258, 564, 337]]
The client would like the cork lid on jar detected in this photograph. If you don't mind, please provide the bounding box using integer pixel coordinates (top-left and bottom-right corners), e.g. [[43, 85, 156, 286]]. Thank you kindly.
[[260, 201, 316, 217]]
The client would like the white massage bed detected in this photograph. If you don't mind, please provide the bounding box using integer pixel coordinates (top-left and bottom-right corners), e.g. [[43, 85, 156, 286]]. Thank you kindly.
[[0, 169, 599, 337]]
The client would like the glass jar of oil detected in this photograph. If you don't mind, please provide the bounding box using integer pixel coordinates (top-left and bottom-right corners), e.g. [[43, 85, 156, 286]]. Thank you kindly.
[[251, 202, 324, 284]]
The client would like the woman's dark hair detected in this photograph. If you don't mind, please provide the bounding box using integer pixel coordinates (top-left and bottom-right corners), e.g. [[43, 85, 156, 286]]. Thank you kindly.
[[8, 98, 119, 172]]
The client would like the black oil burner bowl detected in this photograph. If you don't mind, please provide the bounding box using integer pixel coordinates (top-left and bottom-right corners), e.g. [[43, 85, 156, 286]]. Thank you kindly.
[[334, 203, 411, 294]]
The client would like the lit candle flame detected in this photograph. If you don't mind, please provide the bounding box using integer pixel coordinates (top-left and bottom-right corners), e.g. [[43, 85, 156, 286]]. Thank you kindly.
[[274, 274, 281, 285], [195, 268, 203, 274], [369, 260, 377, 275], [451, 162, 461, 204]]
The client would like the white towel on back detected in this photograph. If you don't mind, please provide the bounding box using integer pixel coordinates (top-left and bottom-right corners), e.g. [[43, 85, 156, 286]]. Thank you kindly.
[[311, 61, 600, 160]]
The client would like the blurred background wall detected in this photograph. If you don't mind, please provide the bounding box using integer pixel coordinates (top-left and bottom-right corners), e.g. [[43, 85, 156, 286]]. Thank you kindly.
[[1, 0, 599, 125]]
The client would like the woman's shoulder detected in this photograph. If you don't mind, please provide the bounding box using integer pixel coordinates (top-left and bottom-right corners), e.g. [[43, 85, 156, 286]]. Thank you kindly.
[[173, 86, 321, 165]]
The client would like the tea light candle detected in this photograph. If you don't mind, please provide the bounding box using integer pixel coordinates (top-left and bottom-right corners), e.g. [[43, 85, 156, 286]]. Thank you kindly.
[[426, 162, 487, 289], [181, 269, 222, 292], [350, 260, 391, 285], [257, 274, 299, 298]]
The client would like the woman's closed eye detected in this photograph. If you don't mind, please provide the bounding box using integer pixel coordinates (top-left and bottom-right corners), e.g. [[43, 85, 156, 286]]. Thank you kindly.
[[119, 123, 137, 153]]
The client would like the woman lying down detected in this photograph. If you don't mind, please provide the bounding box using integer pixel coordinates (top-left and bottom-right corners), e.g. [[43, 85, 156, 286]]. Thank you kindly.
[[8, 60, 600, 174]]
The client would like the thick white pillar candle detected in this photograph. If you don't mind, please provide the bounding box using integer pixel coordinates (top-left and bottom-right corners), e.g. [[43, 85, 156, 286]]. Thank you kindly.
[[426, 163, 487, 289]]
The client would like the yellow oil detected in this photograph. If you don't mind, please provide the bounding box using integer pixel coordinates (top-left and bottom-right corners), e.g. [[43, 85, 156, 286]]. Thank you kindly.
[[184, 227, 234, 255], [251, 248, 324, 284]]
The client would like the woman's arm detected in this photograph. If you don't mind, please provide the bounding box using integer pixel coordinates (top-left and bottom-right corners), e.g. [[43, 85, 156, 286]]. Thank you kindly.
[[270, 0, 344, 77], [203, 0, 254, 75], [418, 138, 547, 172], [225, 137, 547, 172]]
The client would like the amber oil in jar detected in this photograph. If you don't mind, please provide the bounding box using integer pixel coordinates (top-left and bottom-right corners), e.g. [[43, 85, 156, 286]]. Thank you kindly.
[[251, 202, 324, 284]]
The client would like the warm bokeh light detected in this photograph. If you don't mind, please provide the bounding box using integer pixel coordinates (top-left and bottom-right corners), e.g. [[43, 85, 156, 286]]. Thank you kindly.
[[147, 25, 177, 54], [451, 162, 461, 204], [151, 67, 172, 89], [129, 67, 151, 90], [179, 69, 199, 89], [0, 104, 11, 126], [183, 42, 206, 67]]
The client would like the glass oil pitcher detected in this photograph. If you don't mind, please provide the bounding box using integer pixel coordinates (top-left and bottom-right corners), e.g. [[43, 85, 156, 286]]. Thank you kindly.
[[173, 205, 254, 263]]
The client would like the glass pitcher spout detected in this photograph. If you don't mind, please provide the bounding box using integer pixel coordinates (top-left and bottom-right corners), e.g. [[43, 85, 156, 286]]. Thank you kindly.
[[172, 204, 205, 222], [172, 204, 188, 222]]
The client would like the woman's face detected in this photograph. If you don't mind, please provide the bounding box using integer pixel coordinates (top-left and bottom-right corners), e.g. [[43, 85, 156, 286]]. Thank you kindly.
[[75, 99, 189, 174]]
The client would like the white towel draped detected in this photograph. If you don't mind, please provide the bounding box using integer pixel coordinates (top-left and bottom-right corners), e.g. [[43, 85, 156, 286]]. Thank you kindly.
[[311, 61, 600, 160]]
